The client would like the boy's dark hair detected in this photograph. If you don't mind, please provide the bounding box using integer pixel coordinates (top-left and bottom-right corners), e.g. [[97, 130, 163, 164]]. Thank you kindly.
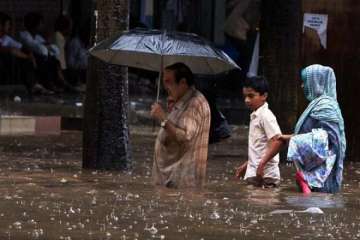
[[165, 62, 194, 86], [0, 12, 11, 26], [243, 76, 269, 95]]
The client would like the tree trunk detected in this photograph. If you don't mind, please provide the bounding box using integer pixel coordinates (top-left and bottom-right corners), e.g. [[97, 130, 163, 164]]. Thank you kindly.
[[261, 0, 302, 133], [83, 0, 131, 170], [260, 0, 302, 161]]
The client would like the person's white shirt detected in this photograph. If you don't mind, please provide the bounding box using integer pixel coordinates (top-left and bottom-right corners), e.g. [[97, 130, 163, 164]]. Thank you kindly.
[[0, 35, 22, 49], [54, 31, 66, 69], [244, 102, 282, 180], [66, 36, 88, 70], [18, 31, 60, 59], [18, 31, 48, 56]]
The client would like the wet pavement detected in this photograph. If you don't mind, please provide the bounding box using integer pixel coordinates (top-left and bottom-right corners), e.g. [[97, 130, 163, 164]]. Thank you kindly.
[[0, 126, 360, 239]]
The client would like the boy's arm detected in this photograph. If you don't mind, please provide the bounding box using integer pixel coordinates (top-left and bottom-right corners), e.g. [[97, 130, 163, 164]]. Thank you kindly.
[[235, 161, 248, 179], [256, 136, 284, 179], [277, 134, 293, 143], [257, 111, 285, 179]]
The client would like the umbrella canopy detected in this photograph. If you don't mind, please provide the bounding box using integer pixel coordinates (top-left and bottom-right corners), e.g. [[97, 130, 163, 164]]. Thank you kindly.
[[89, 29, 240, 75]]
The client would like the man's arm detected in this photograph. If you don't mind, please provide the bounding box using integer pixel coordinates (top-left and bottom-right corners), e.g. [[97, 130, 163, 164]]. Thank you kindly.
[[161, 119, 179, 139], [150, 102, 178, 137], [150, 102, 198, 142], [277, 134, 293, 143]]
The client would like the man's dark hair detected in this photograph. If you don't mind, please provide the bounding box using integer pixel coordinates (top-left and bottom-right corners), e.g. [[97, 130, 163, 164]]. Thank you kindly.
[[24, 12, 44, 31], [165, 62, 194, 86], [243, 76, 269, 95], [0, 12, 11, 26]]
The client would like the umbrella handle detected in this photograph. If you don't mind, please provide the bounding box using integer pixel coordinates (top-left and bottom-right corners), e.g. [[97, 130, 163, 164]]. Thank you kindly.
[[154, 37, 165, 130], [153, 72, 162, 132], [156, 74, 161, 102], [156, 55, 164, 102]]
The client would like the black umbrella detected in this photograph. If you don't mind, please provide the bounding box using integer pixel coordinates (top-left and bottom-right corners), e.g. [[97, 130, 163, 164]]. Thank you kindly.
[[89, 29, 240, 100]]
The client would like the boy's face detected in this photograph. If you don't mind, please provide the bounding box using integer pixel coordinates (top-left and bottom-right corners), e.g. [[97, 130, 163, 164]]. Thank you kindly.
[[243, 87, 267, 111]]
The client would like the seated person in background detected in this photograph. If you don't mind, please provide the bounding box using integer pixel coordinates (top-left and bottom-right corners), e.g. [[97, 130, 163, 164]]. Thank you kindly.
[[65, 24, 90, 87], [18, 13, 51, 57], [0, 12, 52, 95], [18, 12, 74, 93], [53, 14, 72, 74], [235, 76, 283, 188]]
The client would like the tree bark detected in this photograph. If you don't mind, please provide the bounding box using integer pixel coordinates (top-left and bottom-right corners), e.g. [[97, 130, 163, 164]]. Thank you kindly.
[[260, 0, 302, 133], [83, 0, 131, 170], [260, 0, 302, 162]]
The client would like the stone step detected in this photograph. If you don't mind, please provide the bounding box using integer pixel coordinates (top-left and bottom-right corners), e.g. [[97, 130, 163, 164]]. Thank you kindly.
[[0, 115, 61, 135]]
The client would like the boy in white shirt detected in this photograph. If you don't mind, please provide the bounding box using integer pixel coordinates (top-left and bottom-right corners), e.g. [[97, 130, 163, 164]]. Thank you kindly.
[[235, 76, 283, 187]]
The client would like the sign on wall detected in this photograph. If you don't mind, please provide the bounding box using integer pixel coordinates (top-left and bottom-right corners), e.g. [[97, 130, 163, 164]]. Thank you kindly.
[[303, 13, 328, 49]]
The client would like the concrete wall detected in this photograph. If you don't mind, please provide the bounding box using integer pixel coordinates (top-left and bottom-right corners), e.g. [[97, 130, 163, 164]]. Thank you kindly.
[[261, 0, 360, 162], [302, 0, 360, 161]]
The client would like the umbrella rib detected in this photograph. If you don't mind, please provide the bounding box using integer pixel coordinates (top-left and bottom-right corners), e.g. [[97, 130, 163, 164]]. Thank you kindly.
[[204, 56, 216, 75], [107, 48, 122, 66], [90, 30, 240, 74], [135, 33, 148, 52], [156, 31, 166, 102]]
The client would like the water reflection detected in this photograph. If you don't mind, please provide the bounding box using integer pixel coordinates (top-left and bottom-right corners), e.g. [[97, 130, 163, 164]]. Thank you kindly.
[[0, 130, 359, 239], [243, 186, 281, 206], [285, 193, 345, 209]]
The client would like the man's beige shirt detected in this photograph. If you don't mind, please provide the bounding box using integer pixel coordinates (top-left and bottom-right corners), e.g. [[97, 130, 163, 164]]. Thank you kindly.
[[244, 102, 282, 180], [153, 87, 211, 188]]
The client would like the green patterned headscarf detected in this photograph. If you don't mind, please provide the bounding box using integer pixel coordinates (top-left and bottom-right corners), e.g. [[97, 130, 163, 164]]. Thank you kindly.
[[300, 64, 337, 101], [296, 64, 344, 132]]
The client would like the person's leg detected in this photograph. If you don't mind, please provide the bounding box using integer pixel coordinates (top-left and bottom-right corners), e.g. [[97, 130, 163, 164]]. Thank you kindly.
[[246, 177, 280, 188], [295, 171, 311, 194], [262, 178, 280, 188], [49, 56, 80, 93], [17, 57, 36, 92], [33, 54, 57, 91], [245, 177, 262, 187], [64, 68, 79, 86], [0, 53, 13, 85]]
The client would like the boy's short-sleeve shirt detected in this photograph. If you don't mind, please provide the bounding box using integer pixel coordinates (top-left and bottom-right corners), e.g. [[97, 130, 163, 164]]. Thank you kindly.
[[244, 102, 282, 180]]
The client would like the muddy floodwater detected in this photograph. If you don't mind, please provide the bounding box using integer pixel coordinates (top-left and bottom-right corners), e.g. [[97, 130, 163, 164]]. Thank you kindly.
[[0, 126, 359, 240]]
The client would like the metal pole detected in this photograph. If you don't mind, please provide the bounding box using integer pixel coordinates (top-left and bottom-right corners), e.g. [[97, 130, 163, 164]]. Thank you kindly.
[[153, 30, 165, 131], [156, 56, 163, 102], [156, 30, 166, 102]]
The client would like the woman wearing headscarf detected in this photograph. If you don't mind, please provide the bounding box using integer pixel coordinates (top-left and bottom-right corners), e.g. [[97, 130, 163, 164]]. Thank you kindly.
[[280, 64, 346, 193]]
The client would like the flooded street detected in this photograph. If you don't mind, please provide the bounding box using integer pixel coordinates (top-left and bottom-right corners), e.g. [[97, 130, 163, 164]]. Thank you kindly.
[[0, 126, 359, 240]]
